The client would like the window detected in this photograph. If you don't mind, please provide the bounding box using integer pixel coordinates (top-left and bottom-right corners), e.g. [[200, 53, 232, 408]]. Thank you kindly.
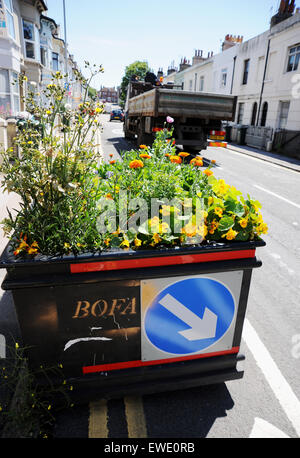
[[189, 79, 193, 91], [40, 46, 48, 67], [194, 73, 197, 91], [277, 101, 290, 129], [287, 45, 300, 72], [52, 52, 59, 71], [221, 69, 227, 87], [0, 69, 19, 117], [199, 76, 204, 92], [242, 59, 250, 85], [23, 20, 36, 59], [251, 102, 258, 126], [237, 102, 244, 124], [4, 0, 15, 39], [260, 102, 268, 127]]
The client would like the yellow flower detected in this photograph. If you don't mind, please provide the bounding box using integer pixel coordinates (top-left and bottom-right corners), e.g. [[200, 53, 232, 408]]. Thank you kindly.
[[256, 222, 268, 235], [139, 145, 148, 149], [203, 169, 213, 176], [178, 152, 190, 158], [120, 239, 130, 248], [239, 217, 248, 229], [152, 233, 161, 244], [95, 107, 102, 114], [104, 238, 111, 247], [222, 228, 238, 241], [209, 219, 219, 234], [27, 141, 33, 145], [181, 223, 197, 237], [208, 196, 214, 206], [46, 110, 52, 115], [134, 238, 142, 247], [214, 207, 223, 218], [217, 179, 229, 195]]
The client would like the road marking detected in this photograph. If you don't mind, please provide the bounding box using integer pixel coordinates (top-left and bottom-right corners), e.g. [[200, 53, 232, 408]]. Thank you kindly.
[[243, 319, 300, 437], [254, 185, 300, 209], [249, 418, 290, 438], [124, 396, 147, 438], [89, 399, 108, 438], [269, 253, 295, 276]]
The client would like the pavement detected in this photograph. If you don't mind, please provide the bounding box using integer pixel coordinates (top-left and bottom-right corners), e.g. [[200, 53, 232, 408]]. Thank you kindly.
[[225, 142, 300, 173]]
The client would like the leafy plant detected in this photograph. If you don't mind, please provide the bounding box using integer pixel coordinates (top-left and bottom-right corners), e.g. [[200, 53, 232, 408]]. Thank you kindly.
[[0, 69, 267, 259]]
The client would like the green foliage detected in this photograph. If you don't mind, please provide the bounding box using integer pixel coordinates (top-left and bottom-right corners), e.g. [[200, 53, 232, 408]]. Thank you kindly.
[[119, 60, 150, 107]]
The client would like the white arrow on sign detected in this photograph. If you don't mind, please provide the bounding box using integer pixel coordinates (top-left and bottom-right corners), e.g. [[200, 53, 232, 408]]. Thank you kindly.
[[159, 294, 218, 341]]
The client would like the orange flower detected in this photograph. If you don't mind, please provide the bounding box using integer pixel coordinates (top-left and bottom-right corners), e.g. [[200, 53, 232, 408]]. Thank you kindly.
[[170, 155, 182, 164], [109, 160, 116, 164], [191, 158, 203, 167], [139, 153, 151, 159], [139, 145, 147, 149], [165, 153, 170, 157], [178, 152, 190, 158], [211, 159, 216, 164], [203, 169, 213, 176], [129, 160, 144, 169]]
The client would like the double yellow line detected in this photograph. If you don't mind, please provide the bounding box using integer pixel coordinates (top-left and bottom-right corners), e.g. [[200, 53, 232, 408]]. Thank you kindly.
[[88, 396, 147, 438]]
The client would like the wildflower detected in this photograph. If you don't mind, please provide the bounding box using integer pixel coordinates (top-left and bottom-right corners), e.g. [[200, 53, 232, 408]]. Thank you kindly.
[[109, 160, 116, 164], [27, 141, 33, 145], [178, 152, 190, 158], [27, 246, 38, 255], [170, 155, 182, 164], [46, 110, 52, 115], [95, 107, 102, 113], [64, 243, 71, 250], [239, 217, 248, 229], [15, 342, 19, 349], [214, 207, 223, 218], [139, 145, 148, 149], [129, 160, 144, 169], [211, 159, 216, 164], [165, 153, 170, 157], [208, 196, 214, 206], [139, 153, 151, 159], [203, 169, 213, 176], [216, 179, 229, 196], [222, 228, 238, 241], [166, 116, 174, 123], [105, 193, 113, 199]]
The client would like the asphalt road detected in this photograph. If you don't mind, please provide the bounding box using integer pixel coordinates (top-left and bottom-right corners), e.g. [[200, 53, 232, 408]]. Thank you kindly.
[[1, 114, 300, 440]]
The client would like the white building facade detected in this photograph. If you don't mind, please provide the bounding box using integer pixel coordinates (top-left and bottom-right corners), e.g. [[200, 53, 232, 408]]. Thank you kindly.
[[163, 5, 300, 156]]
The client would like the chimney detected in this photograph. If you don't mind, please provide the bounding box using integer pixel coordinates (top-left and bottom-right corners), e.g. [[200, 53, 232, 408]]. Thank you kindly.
[[271, 0, 295, 27], [179, 57, 191, 72], [192, 49, 206, 66], [222, 34, 243, 51], [157, 68, 163, 79]]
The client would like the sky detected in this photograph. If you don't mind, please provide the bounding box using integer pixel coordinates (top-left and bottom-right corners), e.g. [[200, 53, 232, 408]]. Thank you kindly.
[[46, 0, 298, 90]]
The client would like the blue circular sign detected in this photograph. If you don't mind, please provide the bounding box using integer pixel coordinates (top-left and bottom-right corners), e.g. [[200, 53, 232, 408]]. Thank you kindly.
[[144, 277, 235, 355]]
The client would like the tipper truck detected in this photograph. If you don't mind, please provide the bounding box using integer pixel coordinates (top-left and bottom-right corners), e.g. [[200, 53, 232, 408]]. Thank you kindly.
[[123, 79, 237, 153]]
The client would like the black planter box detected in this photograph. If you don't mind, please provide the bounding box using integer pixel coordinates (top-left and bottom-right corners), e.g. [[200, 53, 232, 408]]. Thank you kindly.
[[0, 240, 265, 402]]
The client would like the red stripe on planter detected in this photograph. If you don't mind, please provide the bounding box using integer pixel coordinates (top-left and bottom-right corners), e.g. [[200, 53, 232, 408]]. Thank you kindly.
[[70, 250, 255, 274], [82, 347, 240, 374]]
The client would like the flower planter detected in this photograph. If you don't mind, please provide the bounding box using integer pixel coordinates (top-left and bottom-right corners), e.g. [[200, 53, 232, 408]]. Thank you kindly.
[[0, 239, 265, 402]]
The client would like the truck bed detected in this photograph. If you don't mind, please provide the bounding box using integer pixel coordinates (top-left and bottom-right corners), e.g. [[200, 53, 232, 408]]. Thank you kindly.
[[127, 88, 236, 120]]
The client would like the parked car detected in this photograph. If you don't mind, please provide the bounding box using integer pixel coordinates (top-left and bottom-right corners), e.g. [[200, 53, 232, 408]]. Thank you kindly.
[[110, 109, 124, 122]]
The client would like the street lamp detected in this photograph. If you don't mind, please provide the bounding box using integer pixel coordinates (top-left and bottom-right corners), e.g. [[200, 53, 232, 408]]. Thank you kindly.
[[63, 0, 68, 83]]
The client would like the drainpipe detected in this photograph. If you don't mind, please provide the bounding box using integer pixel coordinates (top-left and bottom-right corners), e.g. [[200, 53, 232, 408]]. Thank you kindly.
[[256, 38, 270, 126], [230, 56, 237, 95]]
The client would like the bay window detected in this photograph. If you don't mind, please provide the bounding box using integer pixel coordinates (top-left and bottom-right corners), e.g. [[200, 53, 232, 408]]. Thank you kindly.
[[4, 0, 15, 40]]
